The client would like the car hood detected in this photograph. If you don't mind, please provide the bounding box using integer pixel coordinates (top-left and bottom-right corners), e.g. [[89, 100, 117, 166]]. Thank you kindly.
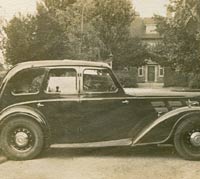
[[124, 88, 200, 98]]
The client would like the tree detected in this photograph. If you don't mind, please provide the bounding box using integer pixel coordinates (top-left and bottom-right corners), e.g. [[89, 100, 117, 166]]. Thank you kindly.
[[3, 0, 101, 64], [3, 14, 37, 65], [55, 0, 106, 60], [31, 2, 71, 60], [154, 0, 200, 74], [0, 17, 5, 50], [3, 0, 78, 65], [41, 0, 76, 11], [3, 0, 147, 68], [114, 37, 149, 68], [92, 0, 137, 65], [181, 0, 200, 33], [0, 17, 5, 64]]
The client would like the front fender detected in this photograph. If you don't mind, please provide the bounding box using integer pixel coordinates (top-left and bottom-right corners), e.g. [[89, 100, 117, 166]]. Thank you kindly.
[[0, 105, 51, 147], [132, 106, 200, 146]]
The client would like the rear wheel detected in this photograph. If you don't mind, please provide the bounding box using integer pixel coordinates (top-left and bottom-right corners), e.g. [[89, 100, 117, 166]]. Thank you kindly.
[[0, 117, 44, 160], [174, 116, 200, 160]]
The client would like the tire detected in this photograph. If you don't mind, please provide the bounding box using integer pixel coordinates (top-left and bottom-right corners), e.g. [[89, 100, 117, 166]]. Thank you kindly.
[[0, 117, 44, 160], [174, 116, 200, 160]]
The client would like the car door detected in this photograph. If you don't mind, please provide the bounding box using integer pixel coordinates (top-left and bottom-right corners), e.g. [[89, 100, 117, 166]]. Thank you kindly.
[[77, 67, 149, 143], [38, 67, 81, 143]]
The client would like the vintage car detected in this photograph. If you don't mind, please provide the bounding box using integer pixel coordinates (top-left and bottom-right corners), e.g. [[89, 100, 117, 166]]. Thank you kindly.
[[1, 60, 200, 160]]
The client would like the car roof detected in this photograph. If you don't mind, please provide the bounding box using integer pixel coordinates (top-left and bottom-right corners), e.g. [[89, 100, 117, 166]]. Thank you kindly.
[[2, 60, 111, 83], [16, 59, 110, 68]]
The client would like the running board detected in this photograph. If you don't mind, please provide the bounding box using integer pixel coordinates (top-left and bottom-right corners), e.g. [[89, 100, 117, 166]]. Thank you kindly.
[[51, 138, 132, 148]]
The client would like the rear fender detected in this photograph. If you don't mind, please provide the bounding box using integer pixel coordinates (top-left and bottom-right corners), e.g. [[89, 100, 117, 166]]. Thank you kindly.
[[132, 106, 200, 146], [168, 111, 200, 139]]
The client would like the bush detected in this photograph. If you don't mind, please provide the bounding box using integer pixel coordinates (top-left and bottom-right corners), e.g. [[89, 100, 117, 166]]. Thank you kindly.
[[164, 68, 188, 87], [113, 67, 138, 88], [188, 74, 200, 89], [0, 71, 7, 84]]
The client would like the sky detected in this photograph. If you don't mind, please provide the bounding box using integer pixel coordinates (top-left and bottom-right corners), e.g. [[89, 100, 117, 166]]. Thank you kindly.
[[0, 0, 169, 20], [133, 0, 169, 17], [0, 0, 37, 20]]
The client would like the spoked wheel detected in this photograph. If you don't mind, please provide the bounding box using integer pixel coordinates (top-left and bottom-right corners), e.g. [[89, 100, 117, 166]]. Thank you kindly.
[[0, 117, 44, 160], [174, 116, 200, 160]]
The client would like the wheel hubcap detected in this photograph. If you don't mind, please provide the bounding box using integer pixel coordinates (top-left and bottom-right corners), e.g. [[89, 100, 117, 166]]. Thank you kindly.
[[190, 132, 200, 147], [10, 127, 34, 151], [15, 132, 29, 147]]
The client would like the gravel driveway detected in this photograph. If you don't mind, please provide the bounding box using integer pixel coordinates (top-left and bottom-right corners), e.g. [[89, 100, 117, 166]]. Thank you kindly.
[[0, 146, 199, 179]]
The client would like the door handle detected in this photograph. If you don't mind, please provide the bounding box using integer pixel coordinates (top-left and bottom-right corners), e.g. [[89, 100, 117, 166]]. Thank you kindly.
[[122, 100, 129, 104], [37, 103, 44, 108]]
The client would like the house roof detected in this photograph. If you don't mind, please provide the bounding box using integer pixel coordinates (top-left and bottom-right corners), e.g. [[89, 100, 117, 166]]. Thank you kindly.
[[143, 18, 156, 25]]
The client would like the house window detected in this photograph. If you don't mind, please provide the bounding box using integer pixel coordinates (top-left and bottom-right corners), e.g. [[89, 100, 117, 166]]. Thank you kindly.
[[138, 67, 144, 77], [159, 66, 164, 77], [145, 24, 157, 34]]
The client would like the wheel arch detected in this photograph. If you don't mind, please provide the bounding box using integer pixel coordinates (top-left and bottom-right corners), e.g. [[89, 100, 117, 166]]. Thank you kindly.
[[132, 107, 200, 146], [0, 105, 51, 148], [167, 111, 200, 142]]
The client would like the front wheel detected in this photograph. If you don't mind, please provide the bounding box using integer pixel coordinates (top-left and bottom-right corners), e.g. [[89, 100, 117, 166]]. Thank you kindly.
[[174, 116, 200, 160], [0, 117, 44, 160]]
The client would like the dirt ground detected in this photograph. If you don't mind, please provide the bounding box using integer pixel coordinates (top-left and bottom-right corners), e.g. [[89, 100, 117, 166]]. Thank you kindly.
[[0, 146, 199, 179]]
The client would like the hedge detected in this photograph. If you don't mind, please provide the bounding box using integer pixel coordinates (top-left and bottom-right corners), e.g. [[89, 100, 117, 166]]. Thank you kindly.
[[164, 68, 189, 87], [113, 67, 138, 88]]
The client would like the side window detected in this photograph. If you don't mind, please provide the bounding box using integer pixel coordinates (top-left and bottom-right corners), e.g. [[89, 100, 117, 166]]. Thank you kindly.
[[83, 68, 117, 93], [10, 68, 45, 95], [159, 66, 164, 77], [138, 66, 144, 77], [45, 68, 77, 94]]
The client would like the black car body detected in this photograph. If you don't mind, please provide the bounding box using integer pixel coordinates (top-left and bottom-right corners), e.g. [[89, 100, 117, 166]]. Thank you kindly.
[[1, 60, 200, 160]]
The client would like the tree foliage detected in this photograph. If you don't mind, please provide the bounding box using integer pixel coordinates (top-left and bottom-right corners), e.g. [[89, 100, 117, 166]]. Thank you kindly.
[[3, 0, 147, 68], [154, 0, 200, 73], [42, 0, 76, 11], [114, 37, 148, 68], [92, 0, 135, 57], [3, 1, 77, 65], [3, 0, 104, 64], [3, 15, 37, 64], [0, 17, 5, 52]]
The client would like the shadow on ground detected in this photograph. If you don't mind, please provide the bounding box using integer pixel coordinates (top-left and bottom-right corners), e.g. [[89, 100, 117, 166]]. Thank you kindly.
[[0, 150, 7, 164], [41, 146, 179, 160]]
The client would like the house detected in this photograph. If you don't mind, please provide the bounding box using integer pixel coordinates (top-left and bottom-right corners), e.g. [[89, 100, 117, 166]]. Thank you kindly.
[[131, 17, 164, 84]]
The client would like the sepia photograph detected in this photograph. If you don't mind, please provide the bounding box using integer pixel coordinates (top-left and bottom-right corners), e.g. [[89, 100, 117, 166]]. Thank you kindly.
[[0, 0, 200, 178]]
